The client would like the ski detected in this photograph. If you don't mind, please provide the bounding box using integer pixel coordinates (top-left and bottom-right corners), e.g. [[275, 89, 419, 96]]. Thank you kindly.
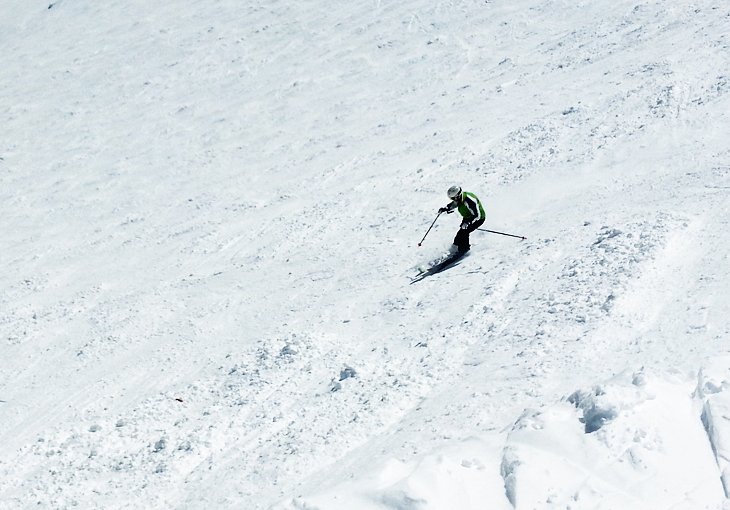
[[410, 251, 469, 284]]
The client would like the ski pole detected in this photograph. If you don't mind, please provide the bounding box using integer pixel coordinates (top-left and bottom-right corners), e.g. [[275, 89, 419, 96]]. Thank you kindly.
[[418, 212, 442, 246], [477, 228, 527, 241]]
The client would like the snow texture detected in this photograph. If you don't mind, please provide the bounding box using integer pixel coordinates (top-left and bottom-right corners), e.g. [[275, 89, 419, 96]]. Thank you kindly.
[[1, 0, 729, 509]]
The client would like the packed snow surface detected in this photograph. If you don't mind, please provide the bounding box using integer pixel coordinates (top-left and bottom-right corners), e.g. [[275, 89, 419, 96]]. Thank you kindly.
[[1, 0, 729, 508]]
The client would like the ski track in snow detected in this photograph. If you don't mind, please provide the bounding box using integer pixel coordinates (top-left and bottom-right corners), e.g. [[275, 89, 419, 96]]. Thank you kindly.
[[1, 0, 729, 509]]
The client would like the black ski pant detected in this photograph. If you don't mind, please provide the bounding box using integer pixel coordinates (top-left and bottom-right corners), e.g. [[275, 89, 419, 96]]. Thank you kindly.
[[454, 218, 485, 252]]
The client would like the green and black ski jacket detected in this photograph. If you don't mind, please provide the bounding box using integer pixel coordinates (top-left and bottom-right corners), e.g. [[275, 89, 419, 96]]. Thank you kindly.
[[445, 191, 485, 223]]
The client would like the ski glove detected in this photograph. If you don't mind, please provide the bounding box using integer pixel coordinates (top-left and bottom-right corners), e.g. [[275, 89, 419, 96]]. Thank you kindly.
[[438, 207, 448, 213], [460, 221, 471, 230]]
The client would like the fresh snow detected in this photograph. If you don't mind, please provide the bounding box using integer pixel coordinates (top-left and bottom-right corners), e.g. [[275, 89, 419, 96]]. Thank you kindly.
[[1, 0, 729, 509]]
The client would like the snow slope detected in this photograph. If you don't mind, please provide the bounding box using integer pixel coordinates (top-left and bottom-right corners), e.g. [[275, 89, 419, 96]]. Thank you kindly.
[[1, 0, 729, 508]]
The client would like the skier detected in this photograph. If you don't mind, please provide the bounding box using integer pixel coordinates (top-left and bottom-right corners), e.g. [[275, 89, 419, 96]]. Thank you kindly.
[[438, 185, 485, 254]]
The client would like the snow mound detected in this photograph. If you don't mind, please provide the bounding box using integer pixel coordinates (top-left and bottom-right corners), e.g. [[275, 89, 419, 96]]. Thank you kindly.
[[501, 369, 725, 509], [697, 357, 730, 500], [279, 439, 510, 510], [283, 367, 730, 510]]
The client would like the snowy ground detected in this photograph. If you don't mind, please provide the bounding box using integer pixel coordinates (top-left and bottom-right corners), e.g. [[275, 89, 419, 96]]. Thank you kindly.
[[1, 0, 729, 508]]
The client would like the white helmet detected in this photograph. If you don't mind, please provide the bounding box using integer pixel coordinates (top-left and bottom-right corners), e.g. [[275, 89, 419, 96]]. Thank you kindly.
[[447, 185, 462, 200]]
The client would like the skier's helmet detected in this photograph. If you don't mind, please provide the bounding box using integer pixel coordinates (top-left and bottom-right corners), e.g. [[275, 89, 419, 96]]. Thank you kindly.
[[447, 185, 462, 200]]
